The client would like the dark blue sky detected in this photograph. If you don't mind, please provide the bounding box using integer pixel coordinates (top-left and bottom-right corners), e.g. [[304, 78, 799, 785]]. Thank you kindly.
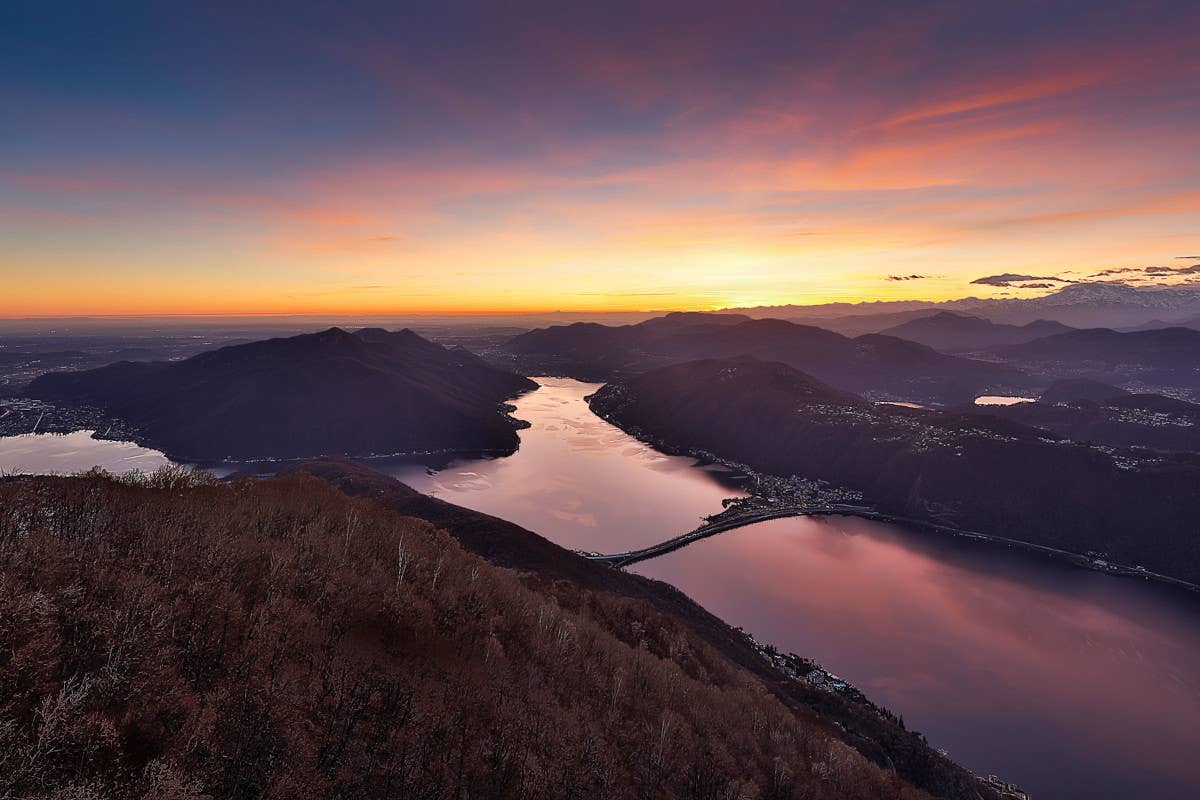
[[2, 1, 1198, 313]]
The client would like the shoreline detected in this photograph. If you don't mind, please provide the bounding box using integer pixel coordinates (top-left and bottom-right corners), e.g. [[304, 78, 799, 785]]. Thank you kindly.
[[585, 395, 1200, 595]]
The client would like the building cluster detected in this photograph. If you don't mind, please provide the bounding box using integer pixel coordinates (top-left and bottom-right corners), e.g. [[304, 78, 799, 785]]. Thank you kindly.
[[797, 402, 1024, 455], [978, 773, 1032, 800], [735, 627, 913, 732], [1109, 406, 1195, 428], [0, 399, 133, 440]]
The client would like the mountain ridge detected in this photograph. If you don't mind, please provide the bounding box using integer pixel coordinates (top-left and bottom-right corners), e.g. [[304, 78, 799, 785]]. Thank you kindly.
[[25, 327, 536, 461], [588, 357, 1200, 583], [503, 314, 1031, 404]]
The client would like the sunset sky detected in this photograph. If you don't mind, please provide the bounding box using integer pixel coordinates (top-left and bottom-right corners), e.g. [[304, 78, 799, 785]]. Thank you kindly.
[[2, 0, 1198, 315]]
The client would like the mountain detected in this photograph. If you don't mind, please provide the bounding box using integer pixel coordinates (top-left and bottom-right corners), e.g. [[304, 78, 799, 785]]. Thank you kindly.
[[996, 326, 1200, 363], [728, 283, 1200, 330], [977, 391, 1200, 453], [940, 283, 1200, 328], [0, 467, 995, 800], [784, 308, 945, 337], [724, 300, 939, 319], [879, 312, 1073, 352], [289, 458, 999, 798], [504, 314, 1032, 404], [1038, 378, 1129, 404], [1121, 313, 1200, 332], [25, 327, 535, 461], [589, 357, 1200, 583], [991, 327, 1200, 395]]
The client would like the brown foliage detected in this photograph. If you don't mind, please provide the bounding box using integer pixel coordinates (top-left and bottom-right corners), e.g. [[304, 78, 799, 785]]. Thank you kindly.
[[0, 471, 928, 800]]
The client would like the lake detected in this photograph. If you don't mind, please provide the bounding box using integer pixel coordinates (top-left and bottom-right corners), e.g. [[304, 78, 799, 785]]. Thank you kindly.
[[975, 395, 1037, 406], [385, 377, 1200, 800], [382, 377, 747, 553], [0, 430, 173, 474]]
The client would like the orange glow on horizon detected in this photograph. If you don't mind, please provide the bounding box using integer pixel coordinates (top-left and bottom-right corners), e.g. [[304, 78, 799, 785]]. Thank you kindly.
[[3, 4, 1198, 317]]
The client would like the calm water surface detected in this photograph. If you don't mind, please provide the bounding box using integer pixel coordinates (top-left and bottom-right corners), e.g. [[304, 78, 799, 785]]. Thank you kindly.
[[386, 378, 1200, 800], [0, 430, 173, 474], [975, 395, 1037, 406], [635, 516, 1200, 800], [384, 377, 746, 552]]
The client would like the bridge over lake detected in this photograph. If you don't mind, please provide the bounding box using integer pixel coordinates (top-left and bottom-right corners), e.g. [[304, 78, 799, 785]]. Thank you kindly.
[[583, 503, 877, 567]]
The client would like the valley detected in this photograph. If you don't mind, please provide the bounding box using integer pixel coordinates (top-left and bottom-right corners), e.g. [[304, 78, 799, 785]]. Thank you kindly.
[[4, 293, 1200, 799], [377, 377, 1200, 800]]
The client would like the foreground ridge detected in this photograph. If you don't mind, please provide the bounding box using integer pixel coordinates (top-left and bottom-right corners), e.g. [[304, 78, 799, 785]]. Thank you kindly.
[[0, 467, 998, 800]]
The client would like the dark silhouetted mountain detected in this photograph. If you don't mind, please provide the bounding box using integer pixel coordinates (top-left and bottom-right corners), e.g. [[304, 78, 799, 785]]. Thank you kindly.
[[978, 391, 1200, 453], [589, 357, 1200, 583], [502, 311, 754, 380], [992, 327, 1200, 395], [504, 315, 1031, 404], [635, 310, 755, 330], [1039, 378, 1129, 404], [879, 312, 1073, 352], [785, 308, 945, 337], [997, 326, 1200, 363], [1122, 314, 1200, 332], [26, 327, 535, 461]]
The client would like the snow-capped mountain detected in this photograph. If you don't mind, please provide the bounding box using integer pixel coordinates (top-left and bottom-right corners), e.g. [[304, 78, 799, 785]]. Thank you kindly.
[[965, 283, 1200, 326], [735, 283, 1200, 330]]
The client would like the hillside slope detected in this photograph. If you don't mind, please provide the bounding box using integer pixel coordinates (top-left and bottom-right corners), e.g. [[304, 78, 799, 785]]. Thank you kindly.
[[0, 469, 983, 800], [26, 327, 535, 461], [286, 458, 993, 799], [979, 391, 1200, 453], [589, 358, 1200, 583], [879, 312, 1071, 352], [503, 314, 1029, 404], [991, 327, 1200, 395]]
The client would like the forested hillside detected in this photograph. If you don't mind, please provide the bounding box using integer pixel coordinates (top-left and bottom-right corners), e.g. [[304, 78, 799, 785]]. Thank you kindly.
[[25, 327, 535, 461], [0, 468, 946, 800], [590, 358, 1200, 583]]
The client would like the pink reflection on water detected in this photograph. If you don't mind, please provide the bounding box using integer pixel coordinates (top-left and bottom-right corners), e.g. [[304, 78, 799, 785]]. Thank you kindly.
[[384, 378, 746, 551], [381, 378, 1200, 798], [634, 515, 1200, 799]]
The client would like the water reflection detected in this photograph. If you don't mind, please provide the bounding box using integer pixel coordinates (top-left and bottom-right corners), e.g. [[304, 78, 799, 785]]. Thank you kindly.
[[385, 378, 1200, 800], [0, 430, 173, 474], [633, 516, 1200, 800], [975, 395, 1037, 406], [381, 378, 745, 552]]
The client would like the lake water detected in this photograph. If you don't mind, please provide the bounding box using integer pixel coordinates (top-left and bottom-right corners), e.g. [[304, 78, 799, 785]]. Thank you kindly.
[[383, 377, 746, 553], [0, 430, 173, 474], [975, 395, 1037, 406], [385, 378, 1200, 800]]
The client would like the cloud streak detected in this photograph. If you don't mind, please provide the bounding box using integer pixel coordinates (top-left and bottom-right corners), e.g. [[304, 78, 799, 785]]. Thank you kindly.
[[2, 1, 1199, 313], [970, 273, 1074, 287]]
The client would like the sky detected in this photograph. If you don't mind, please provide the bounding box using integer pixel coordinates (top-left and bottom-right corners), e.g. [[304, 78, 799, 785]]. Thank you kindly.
[[2, 0, 1198, 315]]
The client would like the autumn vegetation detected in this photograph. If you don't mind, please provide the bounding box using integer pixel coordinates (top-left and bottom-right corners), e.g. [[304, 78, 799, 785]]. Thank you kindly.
[[0, 468, 937, 800]]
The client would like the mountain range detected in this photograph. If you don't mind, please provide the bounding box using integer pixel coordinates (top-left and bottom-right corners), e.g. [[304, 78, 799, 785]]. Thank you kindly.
[[504, 312, 1032, 404], [729, 282, 1200, 330], [877, 312, 1073, 352], [588, 357, 1200, 583], [964, 378, 1200, 453], [25, 327, 535, 461], [989, 327, 1200, 396]]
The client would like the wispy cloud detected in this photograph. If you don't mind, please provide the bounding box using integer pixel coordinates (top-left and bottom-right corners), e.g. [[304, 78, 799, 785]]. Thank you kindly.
[[970, 273, 1073, 287]]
